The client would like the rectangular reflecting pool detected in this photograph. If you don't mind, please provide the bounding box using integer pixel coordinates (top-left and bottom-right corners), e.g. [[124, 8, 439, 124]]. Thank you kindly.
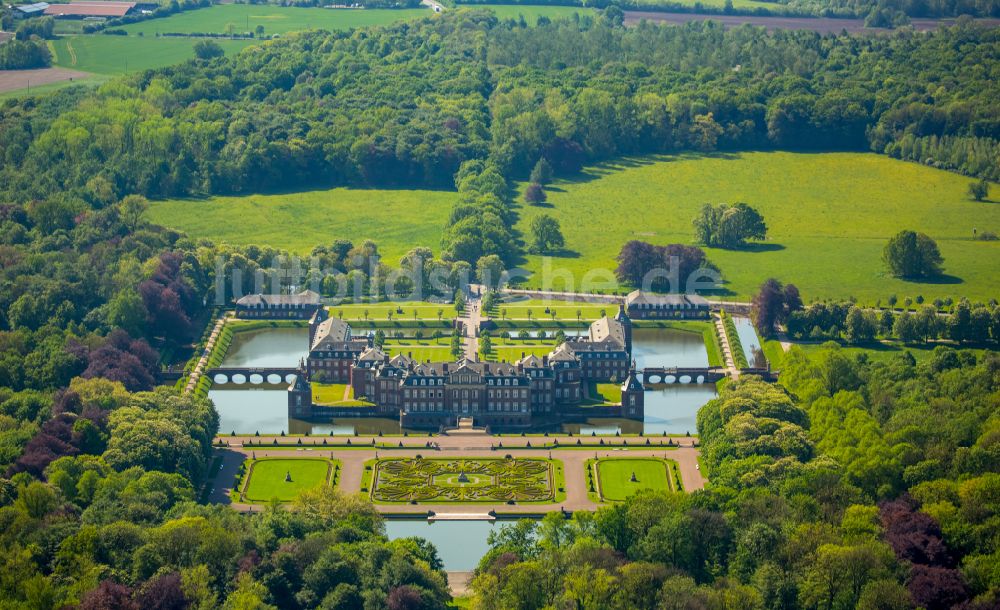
[[385, 519, 501, 571]]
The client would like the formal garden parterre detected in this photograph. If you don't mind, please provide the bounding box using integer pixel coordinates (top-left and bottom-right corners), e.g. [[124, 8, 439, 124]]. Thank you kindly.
[[368, 457, 564, 503]]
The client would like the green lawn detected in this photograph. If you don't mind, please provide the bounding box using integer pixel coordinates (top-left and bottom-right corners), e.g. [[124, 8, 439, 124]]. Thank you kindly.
[[488, 345, 554, 362], [121, 4, 431, 36], [331, 302, 457, 322], [585, 382, 622, 404], [516, 152, 1000, 305], [595, 458, 674, 501], [490, 299, 613, 321], [385, 345, 453, 362], [50, 35, 257, 75], [312, 382, 350, 404], [763, 338, 988, 369], [243, 458, 335, 502], [148, 187, 456, 265]]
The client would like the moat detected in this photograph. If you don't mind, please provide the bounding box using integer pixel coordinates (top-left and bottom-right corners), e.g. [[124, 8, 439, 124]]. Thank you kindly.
[[207, 323, 758, 436]]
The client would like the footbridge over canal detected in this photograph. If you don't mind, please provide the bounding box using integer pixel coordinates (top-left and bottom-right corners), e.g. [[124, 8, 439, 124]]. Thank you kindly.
[[640, 367, 728, 385], [207, 367, 299, 386]]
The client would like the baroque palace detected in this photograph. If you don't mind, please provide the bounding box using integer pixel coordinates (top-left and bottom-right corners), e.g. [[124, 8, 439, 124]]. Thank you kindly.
[[286, 306, 645, 429]]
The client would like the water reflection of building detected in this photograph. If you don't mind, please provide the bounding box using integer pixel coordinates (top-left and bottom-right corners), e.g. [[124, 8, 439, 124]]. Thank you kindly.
[[287, 307, 644, 430]]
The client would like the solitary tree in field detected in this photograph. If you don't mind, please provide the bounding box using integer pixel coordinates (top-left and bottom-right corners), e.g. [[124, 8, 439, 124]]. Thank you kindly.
[[968, 179, 989, 201], [524, 183, 547, 206], [694, 203, 767, 249], [194, 40, 224, 60], [530, 214, 565, 254], [437, 309, 443, 321], [527, 308, 533, 321], [363, 309, 369, 321], [576, 309, 582, 322], [501, 308, 507, 321], [883, 230, 943, 278]]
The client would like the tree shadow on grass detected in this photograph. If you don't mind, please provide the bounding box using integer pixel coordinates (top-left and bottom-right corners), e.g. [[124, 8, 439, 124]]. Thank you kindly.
[[727, 242, 786, 253], [898, 273, 964, 286], [552, 151, 747, 188]]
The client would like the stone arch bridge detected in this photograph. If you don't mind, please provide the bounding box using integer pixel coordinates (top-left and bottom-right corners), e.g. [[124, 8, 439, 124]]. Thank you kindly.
[[640, 367, 728, 385], [207, 367, 299, 386]]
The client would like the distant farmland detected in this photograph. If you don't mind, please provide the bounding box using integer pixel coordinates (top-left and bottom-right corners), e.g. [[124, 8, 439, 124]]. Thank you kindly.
[[120, 4, 432, 36]]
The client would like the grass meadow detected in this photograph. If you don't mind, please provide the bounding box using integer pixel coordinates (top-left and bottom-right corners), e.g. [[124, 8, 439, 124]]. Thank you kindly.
[[50, 35, 257, 75], [516, 152, 1000, 304], [150, 152, 999, 305], [149, 187, 456, 266], [243, 458, 334, 502]]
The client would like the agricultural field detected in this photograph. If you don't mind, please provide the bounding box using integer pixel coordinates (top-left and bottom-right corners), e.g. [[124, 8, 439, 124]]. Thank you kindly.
[[515, 152, 1000, 304], [50, 34, 256, 75], [120, 4, 432, 36], [627, 0, 778, 9], [475, 4, 596, 20], [242, 458, 336, 502], [368, 457, 563, 503], [148, 187, 455, 265], [593, 457, 675, 501]]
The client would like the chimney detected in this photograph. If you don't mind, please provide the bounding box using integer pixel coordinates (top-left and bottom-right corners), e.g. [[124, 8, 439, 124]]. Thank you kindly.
[[408, 351, 412, 359], [521, 351, 525, 359], [443, 363, 449, 372]]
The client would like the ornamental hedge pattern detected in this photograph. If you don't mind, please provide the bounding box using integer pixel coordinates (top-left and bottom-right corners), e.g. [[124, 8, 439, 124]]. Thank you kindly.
[[371, 458, 554, 502]]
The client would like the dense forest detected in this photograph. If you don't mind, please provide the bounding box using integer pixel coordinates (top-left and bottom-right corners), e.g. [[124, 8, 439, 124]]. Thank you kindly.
[[1, 11, 999, 267], [469, 351, 1000, 609], [454, 0, 1000, 19], [0, 10, 997, 608]]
